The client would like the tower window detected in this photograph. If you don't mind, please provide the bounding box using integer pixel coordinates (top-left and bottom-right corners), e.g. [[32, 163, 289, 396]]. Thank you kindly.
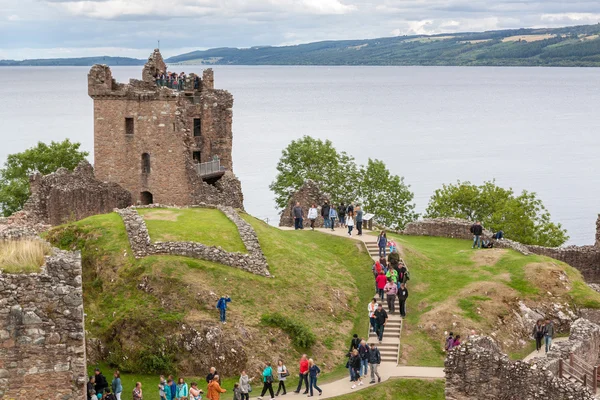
[[125, 117, 134, 135], [193, 118, 201, 137], [142, 153, 151, 173], [193, 151, 201, 163]]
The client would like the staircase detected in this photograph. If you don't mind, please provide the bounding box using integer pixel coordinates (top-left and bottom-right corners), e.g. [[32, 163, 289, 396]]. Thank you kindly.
[[367, 296, 402, 364], [365, 241, 383, 259]]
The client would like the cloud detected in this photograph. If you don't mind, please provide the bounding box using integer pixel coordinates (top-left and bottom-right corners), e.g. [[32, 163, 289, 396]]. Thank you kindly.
[[7, 15, 20, 21], [541, 12, 600, 23]]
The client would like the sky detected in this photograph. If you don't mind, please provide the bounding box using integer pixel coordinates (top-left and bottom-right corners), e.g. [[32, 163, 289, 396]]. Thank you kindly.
[[1, 0, 600, 60]]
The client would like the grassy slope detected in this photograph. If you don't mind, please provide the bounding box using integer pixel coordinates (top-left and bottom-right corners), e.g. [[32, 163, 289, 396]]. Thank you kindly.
[[48, 210, 374, 394], [137, 208, 246, 253], [331, 379, 445, 400], [389, 234, 600, 367]]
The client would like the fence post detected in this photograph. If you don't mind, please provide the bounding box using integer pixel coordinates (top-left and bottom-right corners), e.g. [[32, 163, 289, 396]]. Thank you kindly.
[[584, 373, 587, 387], [594, 366, 598, 393], [559, 359, 564, 378]]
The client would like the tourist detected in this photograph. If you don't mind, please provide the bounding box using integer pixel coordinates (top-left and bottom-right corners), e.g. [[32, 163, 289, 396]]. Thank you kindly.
[[445, 332, 454, 352], [346, 212, 354, 236], [104, 388, 117, 400], [112, 371, 123, 400], [238, 370, 253, 400], [349, 333, 361, 352], [133, 382, 143, 400], [470, 221, 483, 249], [158, 376, 167, 400], [358, 339, 370, 377], [168, 376, 177, 400], [176, 378, 188, 400], [492, 230, 504, 240], [368, 343, 381, 384], [374, 304, 388, 343], [165, 379, 174, 400], [384, 278, 397, 313], [372, 260, 383, 291], [453, 335, 461, 348], [275, 359, 288, 396], [368, 298, 378, 333], [386, 267, 398, 285], [258, 362, 275, 400], [321, 201, 331, 229], [88, 376, 96, 400], [294, 354, 309, 394], [293, 202, 304, 230], [208, 376, 226, 400], [233, 383, 242, 400], [545, 319, 555, 353], [349, 349, 362, 389], [338, 203, 347, 228], [388, 249, 400, 269], [194, 75, 200, 90], [355, 204, 363, 236], [189, 382, 203, 400], [388, 240, 397, 253], [376, 271, 387, 302], [377, 231, 388, 258], [307, 204, 318, 231], [95, 369, 109, 396], [328, 207, 338, 231], [206, 368, 219, 384], [532, 320, 545, 352], [398, 282, 409, 318], [216, 296, 231, 324], [307, 359, 322, 396], [397, 262, 408, 286]]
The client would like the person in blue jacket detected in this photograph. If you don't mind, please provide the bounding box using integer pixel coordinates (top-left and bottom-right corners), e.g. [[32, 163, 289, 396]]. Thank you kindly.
[[217, 295, 232, 324], [308, 358, 322, 397], [328, 207, 338, 231]]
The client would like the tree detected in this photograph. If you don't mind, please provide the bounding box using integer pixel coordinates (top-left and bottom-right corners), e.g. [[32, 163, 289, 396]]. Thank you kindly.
[[269, 136, 358, 209], [0, 139, 89, 216], [359, 159, 418, 230], [425, 180, 569, 247], [270, 136, 418, 229]]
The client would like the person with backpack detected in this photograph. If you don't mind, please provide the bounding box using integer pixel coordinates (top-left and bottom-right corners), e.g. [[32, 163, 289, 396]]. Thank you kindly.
[[338, 203, 346, 228], [258, 362, 275, 400], [307, 204, 318, 231], [321, 201, 331, 229], [328, 207, 338, 231], [377, 231, 388, 258], [358, 339, 370, 378], [397, 283, 409, 318], [238, 371, 253, 400], [470, 221, 483, 249], [275, 359, 288, 396], [94, 369, 109, 397], [216, 295, 231, 324], [368, 343, 381, 384]]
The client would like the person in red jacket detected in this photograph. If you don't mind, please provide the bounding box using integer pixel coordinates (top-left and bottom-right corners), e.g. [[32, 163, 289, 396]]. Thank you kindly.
[[375, 271, 387, 302], [293, 354, 309, 394]]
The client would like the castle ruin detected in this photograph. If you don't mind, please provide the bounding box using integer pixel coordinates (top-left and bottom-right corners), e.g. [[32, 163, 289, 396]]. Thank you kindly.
[[88, 49, 243, 209]]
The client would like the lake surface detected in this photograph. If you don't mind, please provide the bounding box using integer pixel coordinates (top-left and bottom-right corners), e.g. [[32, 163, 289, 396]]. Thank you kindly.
[[1, 65, 599, 245]]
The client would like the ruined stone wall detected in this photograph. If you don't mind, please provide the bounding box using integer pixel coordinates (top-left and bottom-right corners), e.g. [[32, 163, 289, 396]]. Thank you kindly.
[[0, 236, 86, 399], [445, 319, 600, 400], [24, 160, 131, 225], [402, 217, 600, 283], [279, 180, 329, 227]]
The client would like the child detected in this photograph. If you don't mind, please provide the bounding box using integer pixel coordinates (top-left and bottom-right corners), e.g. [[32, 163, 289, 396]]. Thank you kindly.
[[159, 375, 167, 400], [233, 383, 242, 400], [388, 240, 397, 253]]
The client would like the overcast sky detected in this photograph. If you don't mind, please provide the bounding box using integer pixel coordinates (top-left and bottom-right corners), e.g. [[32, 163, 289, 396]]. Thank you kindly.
[[1, 0, 600, 60]]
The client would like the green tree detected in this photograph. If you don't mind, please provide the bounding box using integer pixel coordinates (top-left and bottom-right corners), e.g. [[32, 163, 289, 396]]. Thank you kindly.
[[269, 136, 359, 209], [425, 180, 569, 247], [359, 159, 418, 230], [0, 139, 89, 216]]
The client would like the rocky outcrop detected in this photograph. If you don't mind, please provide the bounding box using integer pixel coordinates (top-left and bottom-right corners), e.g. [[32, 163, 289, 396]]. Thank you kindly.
[[0, 240, 86, 399], [117, 206, 269, 276], [24, 160, 132, 226], [445, 319, 600, 400], [279, 180, 329, 228]]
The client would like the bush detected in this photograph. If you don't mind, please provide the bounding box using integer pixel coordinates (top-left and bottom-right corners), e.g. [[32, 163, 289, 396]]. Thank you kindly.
[[261, 312, 316, 348]]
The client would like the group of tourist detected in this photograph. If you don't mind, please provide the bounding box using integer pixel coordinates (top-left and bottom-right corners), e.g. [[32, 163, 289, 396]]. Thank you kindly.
[[87, 369, 121, 400], [346, 335, 382, 388], [532, 318, 555, 353], [154, 72, 201, 91], [470, 221, 504, 249], [292, 201, 364, 236]]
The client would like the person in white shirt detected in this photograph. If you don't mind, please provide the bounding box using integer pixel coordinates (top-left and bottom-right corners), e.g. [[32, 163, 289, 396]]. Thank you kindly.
[[346, 214, 355, 236], [368, 298, 378, 333], [307, 204, 319, 231]]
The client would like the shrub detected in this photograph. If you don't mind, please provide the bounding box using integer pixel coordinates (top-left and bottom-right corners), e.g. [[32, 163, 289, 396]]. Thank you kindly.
[[261, 312, 316, 348], [0, 240, 50, 273]]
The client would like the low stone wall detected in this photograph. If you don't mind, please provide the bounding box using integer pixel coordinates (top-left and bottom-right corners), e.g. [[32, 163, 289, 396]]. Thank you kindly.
[[0, 237, 86, 398], [117, 206, 270, 276], [402, 217, 600, 283], [25, 160, 132, 226], [445, 319, 600, 400]]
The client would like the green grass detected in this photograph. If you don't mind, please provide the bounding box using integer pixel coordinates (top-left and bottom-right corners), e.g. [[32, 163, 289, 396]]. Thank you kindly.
[[330, 378, 445, 400], [458, 296, 491, 322], [137, 208, 246, 253]]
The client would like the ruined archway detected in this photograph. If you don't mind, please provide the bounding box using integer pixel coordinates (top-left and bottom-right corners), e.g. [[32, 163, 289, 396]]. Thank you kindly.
[[140, 191, 153, 205]]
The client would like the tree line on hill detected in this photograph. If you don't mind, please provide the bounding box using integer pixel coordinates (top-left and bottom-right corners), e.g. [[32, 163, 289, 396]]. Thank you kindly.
[[0, 138, 569, 247]]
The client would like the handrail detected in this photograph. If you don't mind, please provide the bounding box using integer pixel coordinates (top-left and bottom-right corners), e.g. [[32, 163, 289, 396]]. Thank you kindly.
[[563, 353, 597, 391], [195, 157, 224, 177], [571, 353, 595, 370]]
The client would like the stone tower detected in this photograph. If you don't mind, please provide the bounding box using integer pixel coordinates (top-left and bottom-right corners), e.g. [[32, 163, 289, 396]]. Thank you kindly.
[[87, 49, 243, 208]]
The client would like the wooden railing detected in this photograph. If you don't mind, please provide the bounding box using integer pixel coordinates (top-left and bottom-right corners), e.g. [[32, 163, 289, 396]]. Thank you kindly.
[[558, 352, 598, 393]]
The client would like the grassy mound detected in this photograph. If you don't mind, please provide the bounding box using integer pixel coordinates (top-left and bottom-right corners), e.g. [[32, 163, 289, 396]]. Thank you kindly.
[[46, 209, 373, 379], [138, 208, 246, 253], [0, 239, 50, 273], [330, 379, 445, 400], [389, 234, 600, 367]]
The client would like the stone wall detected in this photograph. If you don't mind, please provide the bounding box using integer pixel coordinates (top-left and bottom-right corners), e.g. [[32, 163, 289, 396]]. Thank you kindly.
[[279, 180, 329, 228], [402, 216, 600, 283], [0, 236, 86, 398], [117, 206, 269, 276], [445, 318, 600, 400], [89, 50, 241, 208], [24, 160, 132, 226]]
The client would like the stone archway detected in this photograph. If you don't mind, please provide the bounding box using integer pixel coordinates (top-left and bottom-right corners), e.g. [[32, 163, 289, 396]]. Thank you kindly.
[[140, 191, 153, 205]]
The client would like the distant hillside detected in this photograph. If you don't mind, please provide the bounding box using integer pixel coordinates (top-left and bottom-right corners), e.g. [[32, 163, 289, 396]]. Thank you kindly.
[[0, 56, 144, 67], [167, 23, 600, 67]]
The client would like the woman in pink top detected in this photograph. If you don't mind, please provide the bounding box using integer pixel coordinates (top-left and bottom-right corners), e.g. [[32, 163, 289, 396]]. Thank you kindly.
[[384, 278, 398, 314]]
